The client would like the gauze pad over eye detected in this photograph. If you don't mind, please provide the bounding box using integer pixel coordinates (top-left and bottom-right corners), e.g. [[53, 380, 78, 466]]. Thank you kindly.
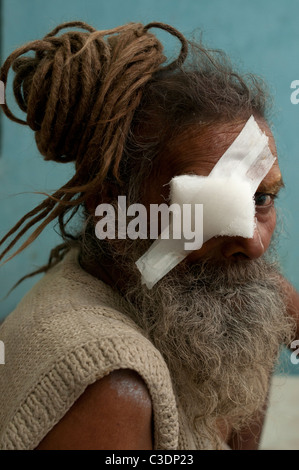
[[136, 115, 276, 289]]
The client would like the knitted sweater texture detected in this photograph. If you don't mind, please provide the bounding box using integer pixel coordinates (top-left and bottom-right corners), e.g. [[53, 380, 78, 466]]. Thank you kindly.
[[0, 250, 211, 450]]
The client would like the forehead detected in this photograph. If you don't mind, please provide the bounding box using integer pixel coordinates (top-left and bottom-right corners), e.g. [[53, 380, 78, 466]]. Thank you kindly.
[[158, 118, 281, 191]]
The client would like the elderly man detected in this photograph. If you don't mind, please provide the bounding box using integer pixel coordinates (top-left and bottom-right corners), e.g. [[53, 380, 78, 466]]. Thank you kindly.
[[0, 21, 298, 450]]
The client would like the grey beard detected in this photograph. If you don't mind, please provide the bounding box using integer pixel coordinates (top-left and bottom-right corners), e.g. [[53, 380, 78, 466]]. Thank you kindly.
[[112, 244, 295, 444], [80, 231, 296, 445]]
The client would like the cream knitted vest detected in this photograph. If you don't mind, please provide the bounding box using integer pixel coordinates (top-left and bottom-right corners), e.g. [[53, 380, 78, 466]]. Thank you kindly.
[[0, 249, 212, 450]]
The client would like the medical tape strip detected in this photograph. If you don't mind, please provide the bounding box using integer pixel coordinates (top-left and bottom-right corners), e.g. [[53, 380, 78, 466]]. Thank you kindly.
[[135, 115, 276, 289]]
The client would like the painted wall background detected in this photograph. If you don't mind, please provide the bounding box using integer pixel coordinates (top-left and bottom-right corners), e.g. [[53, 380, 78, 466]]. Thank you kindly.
[[0, 0, 298, 372]]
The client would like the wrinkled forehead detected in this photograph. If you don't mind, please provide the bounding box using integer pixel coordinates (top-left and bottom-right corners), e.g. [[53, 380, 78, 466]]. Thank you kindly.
[[163, 118, 278, 176], [152, 117, 281, 196], [142, 117, 281, 206]]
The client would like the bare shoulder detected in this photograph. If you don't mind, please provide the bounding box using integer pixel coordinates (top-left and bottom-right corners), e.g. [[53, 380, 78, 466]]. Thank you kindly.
[[36, 369, 153, 450]]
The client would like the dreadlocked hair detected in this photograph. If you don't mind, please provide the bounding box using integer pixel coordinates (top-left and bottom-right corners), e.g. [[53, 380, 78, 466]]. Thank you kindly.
[[0, 20, 269, 286], [0, 20, 188, 271]]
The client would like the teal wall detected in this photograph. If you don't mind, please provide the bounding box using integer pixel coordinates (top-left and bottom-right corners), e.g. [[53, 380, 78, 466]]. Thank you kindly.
[[0, 0, 299, 375]]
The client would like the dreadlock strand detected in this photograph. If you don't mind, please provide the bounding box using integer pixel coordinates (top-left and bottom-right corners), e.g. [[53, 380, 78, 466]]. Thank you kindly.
[[12, 58, 37, 113], [0, 191, 75, 265], [38, 48, 66, 159], [0, 199, 54, 248], [26, 57, 53, 131], [44, 21, 96, 39], [0, 20, 189, 275], [51, 38, 72, 150], [144, 22, 188, 70]]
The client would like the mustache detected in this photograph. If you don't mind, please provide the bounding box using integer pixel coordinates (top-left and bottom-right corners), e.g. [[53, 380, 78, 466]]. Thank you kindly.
[[136, 252, 282, 296], [114, 230, 281, 290]]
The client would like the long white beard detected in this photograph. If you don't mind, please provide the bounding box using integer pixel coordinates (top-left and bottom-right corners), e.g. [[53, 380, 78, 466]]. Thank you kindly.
[[119, 250, 295, 445], [81, 227, 296, 446]]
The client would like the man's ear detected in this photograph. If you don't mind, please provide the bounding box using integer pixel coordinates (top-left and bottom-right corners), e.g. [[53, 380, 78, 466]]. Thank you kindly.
[[85, 182, 121, 214]]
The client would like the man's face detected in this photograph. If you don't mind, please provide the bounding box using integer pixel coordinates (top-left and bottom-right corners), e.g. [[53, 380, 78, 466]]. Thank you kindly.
[[93, 117, 293, 443], [141, 117, 282, 266], [115, 117, 293, 441]]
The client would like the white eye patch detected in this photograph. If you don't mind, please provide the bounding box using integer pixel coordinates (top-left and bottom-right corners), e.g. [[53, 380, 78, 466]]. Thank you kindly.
[[136, 115, 276, 289]]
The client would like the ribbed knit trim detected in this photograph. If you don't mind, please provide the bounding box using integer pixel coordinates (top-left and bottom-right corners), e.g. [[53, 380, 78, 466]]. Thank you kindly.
[[1, 332, 179, 450], [1, 249, 220, 450]]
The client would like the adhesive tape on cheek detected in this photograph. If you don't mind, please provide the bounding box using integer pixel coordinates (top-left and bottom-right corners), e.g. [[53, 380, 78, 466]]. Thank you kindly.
[[135, 115, 276, 289]]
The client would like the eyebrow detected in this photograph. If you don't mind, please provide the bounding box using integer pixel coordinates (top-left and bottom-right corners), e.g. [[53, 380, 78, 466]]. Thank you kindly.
[[256, 177, 285, 194]]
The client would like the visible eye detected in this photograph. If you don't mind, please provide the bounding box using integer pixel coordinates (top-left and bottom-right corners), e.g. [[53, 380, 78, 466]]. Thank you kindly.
[[254, 193, 276, 207]]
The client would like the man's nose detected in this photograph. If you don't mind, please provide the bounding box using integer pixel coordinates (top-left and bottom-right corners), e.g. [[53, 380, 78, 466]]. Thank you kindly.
[[221, 227, 265, 260]]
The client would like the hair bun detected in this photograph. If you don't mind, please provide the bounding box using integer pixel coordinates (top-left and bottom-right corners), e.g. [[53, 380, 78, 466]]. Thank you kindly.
[[0, 21, 188, 265], [1, 21, 187, 168]]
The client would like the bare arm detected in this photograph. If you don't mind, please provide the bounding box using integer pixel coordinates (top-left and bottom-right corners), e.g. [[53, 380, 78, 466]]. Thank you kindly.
[[36, 369, 153, 450]]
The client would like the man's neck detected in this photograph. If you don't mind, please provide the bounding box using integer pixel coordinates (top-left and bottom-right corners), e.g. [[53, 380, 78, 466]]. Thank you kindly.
[[78, 252, 125, 293]]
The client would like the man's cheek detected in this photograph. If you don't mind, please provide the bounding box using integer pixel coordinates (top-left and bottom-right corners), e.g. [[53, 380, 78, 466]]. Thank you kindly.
[[257, 209, 277, 250]]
